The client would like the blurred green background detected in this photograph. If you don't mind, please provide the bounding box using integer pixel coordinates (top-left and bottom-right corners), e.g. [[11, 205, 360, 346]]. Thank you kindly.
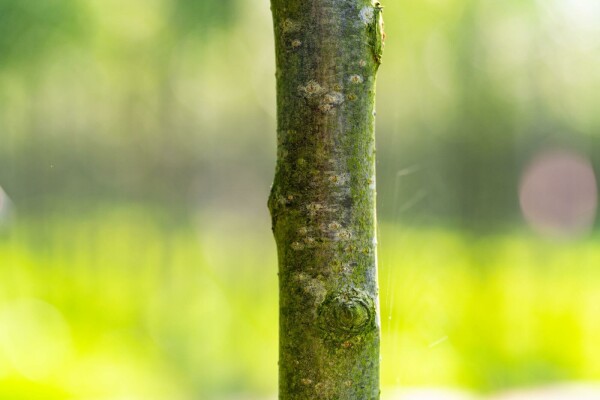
[[1, 0, 600, 398]]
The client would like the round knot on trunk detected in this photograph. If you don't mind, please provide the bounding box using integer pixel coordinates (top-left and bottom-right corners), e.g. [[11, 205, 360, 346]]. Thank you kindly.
[[318, 288, 376, 341]]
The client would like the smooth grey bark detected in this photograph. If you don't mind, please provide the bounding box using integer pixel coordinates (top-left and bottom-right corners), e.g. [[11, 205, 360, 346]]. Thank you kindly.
[[268, 1, 384, 399]]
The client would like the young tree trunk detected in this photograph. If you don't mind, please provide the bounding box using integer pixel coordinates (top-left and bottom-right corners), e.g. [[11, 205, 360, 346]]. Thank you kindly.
[[268, 1, 384, 399]]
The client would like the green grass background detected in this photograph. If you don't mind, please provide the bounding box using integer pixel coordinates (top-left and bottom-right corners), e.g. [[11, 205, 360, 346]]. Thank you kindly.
[[0, 208, 598, 398]]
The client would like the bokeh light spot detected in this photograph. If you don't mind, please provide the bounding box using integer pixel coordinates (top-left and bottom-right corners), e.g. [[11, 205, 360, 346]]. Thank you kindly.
[[0, 186, 12, 228], [0, 299, 72, 381], [519, 149, 597, 238]]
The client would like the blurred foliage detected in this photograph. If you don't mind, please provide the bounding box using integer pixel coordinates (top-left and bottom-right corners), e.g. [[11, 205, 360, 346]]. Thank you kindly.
[[168, 0, 239, 36], [1, 0, 599, 227], [0, 0, 86, 70], [1, 213, 600, 398], [0, 208, 279, 398]]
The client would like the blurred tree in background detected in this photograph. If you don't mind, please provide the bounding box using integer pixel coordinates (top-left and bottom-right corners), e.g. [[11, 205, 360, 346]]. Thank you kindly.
[[1, 0, 598, 230]]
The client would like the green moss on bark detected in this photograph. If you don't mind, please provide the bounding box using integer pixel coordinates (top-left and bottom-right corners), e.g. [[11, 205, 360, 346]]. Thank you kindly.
[[268, 0, 384, 399]]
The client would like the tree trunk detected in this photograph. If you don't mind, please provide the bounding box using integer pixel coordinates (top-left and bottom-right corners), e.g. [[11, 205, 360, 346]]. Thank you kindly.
[[268, 1, 384, 399]]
